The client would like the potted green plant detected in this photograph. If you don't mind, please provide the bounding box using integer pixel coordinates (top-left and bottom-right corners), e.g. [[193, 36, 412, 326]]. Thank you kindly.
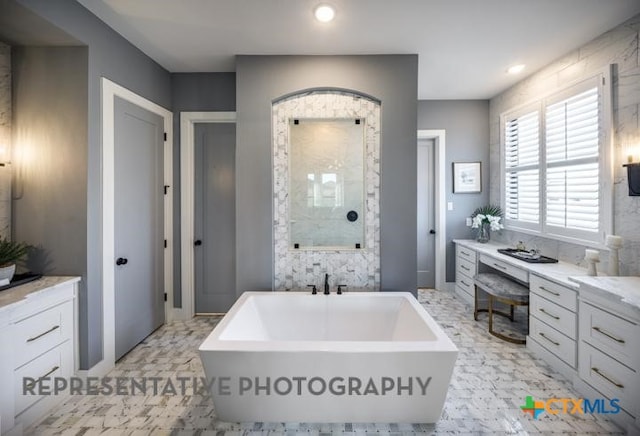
[[0, 238, 31, 282]]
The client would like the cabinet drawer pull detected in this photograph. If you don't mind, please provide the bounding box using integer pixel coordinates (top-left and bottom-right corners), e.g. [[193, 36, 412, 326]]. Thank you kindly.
[[538, 332, 560, 346], [24, 365, 60, 390], [492, 263, 507, 270], [592, 367, 624, 389], [26, 325, 60, 343], [539, 286, 560, 297], [460, 280, 470, 287], [461, 265, 470, 271], [460, 250, 471, 257], [538, 308, 560, 320], [592, 327, 625, 344]]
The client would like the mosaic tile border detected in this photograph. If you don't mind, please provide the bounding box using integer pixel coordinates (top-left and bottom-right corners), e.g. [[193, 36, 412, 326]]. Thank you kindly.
[[272, 90, 381, 291]]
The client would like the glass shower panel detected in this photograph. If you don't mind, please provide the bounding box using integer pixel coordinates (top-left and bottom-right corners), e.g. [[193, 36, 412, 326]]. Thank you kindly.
[[289, 118, 364, 248]]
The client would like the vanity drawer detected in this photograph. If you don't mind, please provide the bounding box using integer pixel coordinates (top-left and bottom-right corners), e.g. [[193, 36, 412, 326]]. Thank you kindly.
[[456, 276, 475, 298], [479, 254, 528, 283], [14, 340, 73, 416], [530, 275, 576, 312], [530, 316, 576, 367], [12, 300, 73, 369], [579, 342, 638, 414], [456, 245, 476, 263], [579, 301, 640, 370], [456, 257, 476, 280], [531, 293, 576, 339]]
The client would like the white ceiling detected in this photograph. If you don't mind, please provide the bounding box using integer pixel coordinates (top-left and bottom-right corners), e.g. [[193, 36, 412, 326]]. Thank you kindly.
[[76, 0, 640, 99]]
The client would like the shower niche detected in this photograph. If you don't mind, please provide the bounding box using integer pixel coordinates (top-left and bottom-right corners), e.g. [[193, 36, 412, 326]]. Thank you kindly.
[[272, 90, 380, 291], [289, 118, 364, 249]]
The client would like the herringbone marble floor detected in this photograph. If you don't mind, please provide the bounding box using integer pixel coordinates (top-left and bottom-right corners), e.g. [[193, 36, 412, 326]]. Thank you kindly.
[[26, 290, 624, 435]]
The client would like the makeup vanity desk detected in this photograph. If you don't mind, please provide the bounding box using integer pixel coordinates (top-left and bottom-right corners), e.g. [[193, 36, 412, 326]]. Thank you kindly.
[[453, 240, 640, 433]]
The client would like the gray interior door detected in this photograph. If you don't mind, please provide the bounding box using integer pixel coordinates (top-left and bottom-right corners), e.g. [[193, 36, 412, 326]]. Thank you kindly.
[[417, 138, 436, 288], [194, 123, 236, 313], [114, 97, 164, 360]]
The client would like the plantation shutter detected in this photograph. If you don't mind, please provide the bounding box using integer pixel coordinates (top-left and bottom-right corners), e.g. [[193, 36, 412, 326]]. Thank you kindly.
[[504, 109, 540, 228], [545, 86, 600, 236]]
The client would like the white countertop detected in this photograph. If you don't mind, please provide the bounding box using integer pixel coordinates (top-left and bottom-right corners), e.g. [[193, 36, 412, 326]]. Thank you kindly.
[[570, 276, 640, 316], [0, 276, 81, 312], [453, 239, 588, 289], [454, 239, 640, 314]]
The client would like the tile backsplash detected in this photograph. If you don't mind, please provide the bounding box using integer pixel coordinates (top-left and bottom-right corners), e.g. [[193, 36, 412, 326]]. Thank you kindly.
[[0, 42, 11, 240]]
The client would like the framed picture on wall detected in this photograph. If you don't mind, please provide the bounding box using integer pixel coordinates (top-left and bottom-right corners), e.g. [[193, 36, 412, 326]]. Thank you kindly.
[[453, 162, 481, 193]]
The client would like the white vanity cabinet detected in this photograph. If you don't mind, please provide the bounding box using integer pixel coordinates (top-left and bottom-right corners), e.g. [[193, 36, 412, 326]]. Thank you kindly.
[[452, 241, 640, 433], [573, 276, 640, 433], [454, 244, 476, 305], [0, 277, 79, 436], [527, 274, 578, 379]]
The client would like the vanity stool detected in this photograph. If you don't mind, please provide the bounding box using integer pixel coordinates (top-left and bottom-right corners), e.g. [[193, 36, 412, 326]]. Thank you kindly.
[[474, 273, 530, 344]]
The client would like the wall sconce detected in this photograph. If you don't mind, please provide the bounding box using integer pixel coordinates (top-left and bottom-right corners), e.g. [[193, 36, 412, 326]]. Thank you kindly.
[[623, 162, 640, 196], [623, 144, 640, 196], [0, 144, 10, 167]]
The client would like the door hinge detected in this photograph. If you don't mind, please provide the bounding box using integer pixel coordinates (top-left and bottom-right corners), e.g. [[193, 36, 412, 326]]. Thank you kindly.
[[164, 239, 167, 248], [164, 185, 170, 195], [164, 293, 167, 302], [163, 132, 167, 141]]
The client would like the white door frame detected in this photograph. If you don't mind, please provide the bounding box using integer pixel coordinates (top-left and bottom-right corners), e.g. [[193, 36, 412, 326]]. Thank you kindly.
[[96, 78, 173, 376], [418, 130, 447, 291], [179, 111, 237, 320]]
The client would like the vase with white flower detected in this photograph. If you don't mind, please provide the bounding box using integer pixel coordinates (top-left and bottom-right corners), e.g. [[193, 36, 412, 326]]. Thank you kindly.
[[471, 205, 504, 243]]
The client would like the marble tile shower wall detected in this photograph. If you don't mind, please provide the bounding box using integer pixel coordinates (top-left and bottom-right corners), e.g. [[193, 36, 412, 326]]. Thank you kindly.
[[0, 42, 11, 240], [273, 91, 380, 290], [489, 14, 640, 276]]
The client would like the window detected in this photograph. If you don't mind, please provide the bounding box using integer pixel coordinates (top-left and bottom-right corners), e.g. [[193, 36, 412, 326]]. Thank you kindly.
[[504, 108, 540, 230], [545, 86, 600, 238], [501, 70, 612, 244]]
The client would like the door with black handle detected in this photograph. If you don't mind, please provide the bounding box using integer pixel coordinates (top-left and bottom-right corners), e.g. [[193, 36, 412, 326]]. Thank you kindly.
[[113, 97, 165, 361], [194, 122, 237, 313]]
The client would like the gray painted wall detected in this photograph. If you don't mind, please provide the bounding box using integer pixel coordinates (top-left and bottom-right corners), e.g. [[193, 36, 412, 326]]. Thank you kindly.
[[236, 55, 418, 295], [417, 100, 490, 282], [12, 0, 171, 369], [12, 46, 88, 283], [170, 73, 236, 307]]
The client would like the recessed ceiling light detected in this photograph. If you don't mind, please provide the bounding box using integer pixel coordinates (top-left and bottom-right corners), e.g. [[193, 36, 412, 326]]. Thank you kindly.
[[507, 64, 526, 75], [314, 4, 336, 23]]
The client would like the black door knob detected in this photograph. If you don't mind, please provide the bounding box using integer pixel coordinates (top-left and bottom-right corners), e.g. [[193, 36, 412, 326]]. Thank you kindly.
[[429, 229, 436, 234], [194, 240, 202, 246], [116, 257, 128, 266]]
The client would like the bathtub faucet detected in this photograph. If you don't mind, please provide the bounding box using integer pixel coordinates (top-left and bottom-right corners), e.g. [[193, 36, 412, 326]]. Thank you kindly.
[[324, 273, 330, 295]]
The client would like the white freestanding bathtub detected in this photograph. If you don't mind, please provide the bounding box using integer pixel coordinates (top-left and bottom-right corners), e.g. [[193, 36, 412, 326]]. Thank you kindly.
[[199, 292, 458, 423]]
